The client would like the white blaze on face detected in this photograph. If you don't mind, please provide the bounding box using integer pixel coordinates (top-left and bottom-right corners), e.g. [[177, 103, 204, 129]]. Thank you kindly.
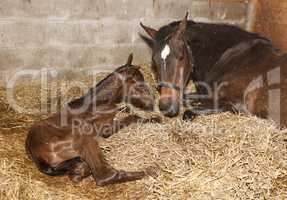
[[161, 44, 170, 60]]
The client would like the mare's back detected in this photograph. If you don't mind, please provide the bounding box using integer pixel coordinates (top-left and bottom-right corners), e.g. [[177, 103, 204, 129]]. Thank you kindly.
[[156, 21, 264, 47], [186, 23, 271, 75]]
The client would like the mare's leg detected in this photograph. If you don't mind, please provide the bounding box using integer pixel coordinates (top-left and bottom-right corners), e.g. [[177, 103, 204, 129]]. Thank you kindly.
[[242, 87, 268, 118], [68, 161, 91, 183], [183, 87, 268, 121], [183, 101, 235, 121], [80, 137, 145, 186]]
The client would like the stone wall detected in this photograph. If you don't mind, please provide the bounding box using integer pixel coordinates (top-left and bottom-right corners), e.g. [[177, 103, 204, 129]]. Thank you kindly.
[[0, 0, 248, 86]]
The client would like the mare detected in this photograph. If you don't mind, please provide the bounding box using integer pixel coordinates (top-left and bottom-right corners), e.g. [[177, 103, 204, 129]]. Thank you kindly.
[[141, 14, 287, 127]]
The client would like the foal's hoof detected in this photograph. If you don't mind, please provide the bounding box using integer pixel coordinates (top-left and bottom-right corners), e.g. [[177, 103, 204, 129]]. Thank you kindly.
[[121, 106, 131, 113], [69, 174, 84, 183], [100, 132, 113, 139], [183, 110, 197, 121], [96, 170, 145, 186]]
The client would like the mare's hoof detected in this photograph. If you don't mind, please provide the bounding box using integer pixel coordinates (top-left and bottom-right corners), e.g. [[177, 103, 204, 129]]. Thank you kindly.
[[183, 110, 197, 121], [149, 116, 162, 123]]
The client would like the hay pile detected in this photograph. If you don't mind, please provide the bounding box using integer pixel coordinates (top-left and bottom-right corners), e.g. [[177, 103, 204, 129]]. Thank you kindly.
[[0, 65, 286, 200]]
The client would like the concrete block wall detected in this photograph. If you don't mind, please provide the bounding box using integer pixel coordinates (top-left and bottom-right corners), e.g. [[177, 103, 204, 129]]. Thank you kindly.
[[0, 0, 249, 86]]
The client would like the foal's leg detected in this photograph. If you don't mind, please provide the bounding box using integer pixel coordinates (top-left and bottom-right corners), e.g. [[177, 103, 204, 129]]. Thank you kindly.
[[68, 161, 91, 183], [80, 137, 145, 186], [100, 115, 161, 138], [116, 115, 161, 127]]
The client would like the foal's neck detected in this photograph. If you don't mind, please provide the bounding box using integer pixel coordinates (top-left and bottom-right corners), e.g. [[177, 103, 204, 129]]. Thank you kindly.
[[68, 73, 124, 109]]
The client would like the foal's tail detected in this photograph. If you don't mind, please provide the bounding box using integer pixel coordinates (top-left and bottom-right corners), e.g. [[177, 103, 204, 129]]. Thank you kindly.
[[25, 130, 81, 176]]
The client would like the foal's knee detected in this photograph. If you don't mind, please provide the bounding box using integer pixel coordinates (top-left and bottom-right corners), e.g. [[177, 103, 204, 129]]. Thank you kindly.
[[68, 162, 91, 183]]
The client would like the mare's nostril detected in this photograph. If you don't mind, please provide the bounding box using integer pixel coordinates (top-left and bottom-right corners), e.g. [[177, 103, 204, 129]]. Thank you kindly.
[[159, 101, 167, 112], [165, 107, 179, 117]]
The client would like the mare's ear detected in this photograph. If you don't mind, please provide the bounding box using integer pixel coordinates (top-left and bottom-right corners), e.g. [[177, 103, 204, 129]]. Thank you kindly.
[[140, 34, 155, 49], [140, 22, 158, 39], [176, 12, 189, 36], [126, 53, 133, 65]]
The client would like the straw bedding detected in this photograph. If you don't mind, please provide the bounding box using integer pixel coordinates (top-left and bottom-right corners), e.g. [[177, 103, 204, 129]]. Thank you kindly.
[[0, 66, 286, 200]]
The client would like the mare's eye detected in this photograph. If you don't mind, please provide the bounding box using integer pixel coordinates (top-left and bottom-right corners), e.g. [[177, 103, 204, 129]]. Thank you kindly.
[[178, 54, 184, 60]]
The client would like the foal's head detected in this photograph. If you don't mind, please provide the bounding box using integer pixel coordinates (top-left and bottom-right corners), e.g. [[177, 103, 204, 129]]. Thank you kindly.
[[116, 54, 155, 111], [68, 54, 155, 111], [140, 13, 194, 117]]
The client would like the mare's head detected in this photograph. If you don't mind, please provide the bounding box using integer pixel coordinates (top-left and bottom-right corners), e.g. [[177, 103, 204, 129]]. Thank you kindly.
[[140, 13, 194, 117]]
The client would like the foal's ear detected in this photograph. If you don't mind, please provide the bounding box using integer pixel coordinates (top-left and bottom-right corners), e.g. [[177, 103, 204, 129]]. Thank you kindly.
[[140, 22, 158, 39], [126, 53, 133, 65]]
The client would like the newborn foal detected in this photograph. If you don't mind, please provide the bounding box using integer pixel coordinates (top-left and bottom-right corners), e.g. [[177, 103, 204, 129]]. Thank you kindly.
[[26, 55, 157, 186]]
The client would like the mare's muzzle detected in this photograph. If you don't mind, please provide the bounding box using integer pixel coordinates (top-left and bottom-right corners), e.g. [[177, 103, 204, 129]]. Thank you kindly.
[[158, 82, 181, 117], [159, 98, 180, 117]]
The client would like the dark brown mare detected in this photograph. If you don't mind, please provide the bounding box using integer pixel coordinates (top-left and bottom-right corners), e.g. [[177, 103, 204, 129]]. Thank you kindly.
[[141, 13, 287, 127], [26, 54, 159, 186]]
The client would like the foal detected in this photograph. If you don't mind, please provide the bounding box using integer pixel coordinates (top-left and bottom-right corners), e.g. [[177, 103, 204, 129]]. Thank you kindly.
[[26, 54, 158, 186]]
